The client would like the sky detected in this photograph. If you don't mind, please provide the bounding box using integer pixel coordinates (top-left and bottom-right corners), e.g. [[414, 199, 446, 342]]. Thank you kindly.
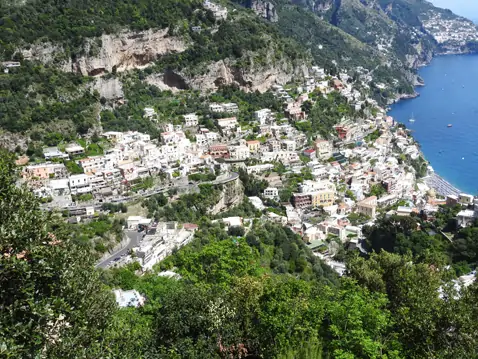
[[431, 0, 478, 21]]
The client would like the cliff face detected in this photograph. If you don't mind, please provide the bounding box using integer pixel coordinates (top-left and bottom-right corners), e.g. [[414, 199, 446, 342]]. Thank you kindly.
[[20, 23, 309, 94], [0, 131, 28, 152], [146, 58, 308, 93], [92, 77, 124, 100], [21, 29, 187, 76], [250, 1, 279, 22], [187, 58, 308, 92]]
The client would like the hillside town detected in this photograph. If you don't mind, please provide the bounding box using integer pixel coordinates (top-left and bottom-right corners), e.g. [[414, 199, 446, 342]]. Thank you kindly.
[[18, 65, 477, 272], [422, 10, 478, 50]]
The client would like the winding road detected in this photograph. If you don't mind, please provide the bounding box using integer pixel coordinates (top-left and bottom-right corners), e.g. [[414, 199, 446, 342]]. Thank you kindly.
[[96, 230, 143, 269], [43, 172, 240, 212], [91, 172, 240, 268]]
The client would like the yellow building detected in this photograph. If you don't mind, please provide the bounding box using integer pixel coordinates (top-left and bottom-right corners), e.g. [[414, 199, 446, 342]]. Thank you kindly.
[[246, 140, 261, 153], [311, 190, 335, 207], [357, 196, 377, 218]]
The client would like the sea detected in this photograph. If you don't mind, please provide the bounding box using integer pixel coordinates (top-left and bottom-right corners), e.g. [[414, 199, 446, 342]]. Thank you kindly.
[[388, 54, 478, 195]]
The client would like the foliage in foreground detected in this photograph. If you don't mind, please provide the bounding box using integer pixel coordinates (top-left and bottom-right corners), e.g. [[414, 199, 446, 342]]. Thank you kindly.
[[3, 150, 478, 359], [0, 151, 117, 358]]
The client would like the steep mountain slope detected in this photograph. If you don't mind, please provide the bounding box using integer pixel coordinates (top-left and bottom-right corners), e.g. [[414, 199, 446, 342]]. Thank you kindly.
[[2, 0, 477, 141], [0, 0, 310, 139], [238, 0, 478, 98], [1, 0, 311, 87], [304, 0, 478, 60]]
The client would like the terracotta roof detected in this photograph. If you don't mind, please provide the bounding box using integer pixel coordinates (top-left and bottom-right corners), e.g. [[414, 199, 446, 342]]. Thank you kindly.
[[183, 223, 199, 231]]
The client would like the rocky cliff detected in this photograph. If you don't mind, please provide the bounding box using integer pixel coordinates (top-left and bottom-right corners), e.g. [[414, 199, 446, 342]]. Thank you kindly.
[[0, 131, 29, 152], [92, 77, 124, 100], [21, 28, 187, 76], [146, 53, 309, 93], [20, 24, 308, 94], [250, 0, 279, 22]]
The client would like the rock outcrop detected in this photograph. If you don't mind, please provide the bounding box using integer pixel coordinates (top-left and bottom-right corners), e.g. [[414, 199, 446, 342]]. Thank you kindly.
[[166, 59, 309, 93], [92, 77, 124, 100], [0, 131, 29, 152], [250, 0, 278, 22], [21, 28, 187, 76]]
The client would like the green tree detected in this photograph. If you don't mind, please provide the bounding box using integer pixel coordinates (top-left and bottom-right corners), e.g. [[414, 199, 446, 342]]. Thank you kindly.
[[324, 279, 402, 358], [347, 252, 478, 358], [0, 151, 117, 358]]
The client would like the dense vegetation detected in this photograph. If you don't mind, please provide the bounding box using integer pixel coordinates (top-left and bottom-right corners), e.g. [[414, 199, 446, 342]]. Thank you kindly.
[[0, 151, 117, 357], [99, 221, 478, 358], [0, 62, 96, 134], [100, 81, 285, 138], [4, 0, 478, 356], [0, 0, 209, 59], [143, 184, 222, 222], [4, 148, 478, 358], [156, 10, 308, 76], [362, 208, 478, 276], [68, 214, 125, 255], [297, 90, 356, 139]]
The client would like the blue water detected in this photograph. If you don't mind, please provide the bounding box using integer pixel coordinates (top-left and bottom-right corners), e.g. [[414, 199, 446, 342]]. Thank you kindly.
[[389, 54, 478, 195]]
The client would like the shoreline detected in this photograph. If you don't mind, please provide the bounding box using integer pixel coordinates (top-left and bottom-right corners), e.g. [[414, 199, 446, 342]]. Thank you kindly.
[[423, 173, 461, 197], [387, 53, 470, 197]]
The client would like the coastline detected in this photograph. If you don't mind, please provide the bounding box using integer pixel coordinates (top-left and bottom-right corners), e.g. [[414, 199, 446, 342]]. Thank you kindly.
[[386, 53, 472, 197], [388, 91, 420, 105]]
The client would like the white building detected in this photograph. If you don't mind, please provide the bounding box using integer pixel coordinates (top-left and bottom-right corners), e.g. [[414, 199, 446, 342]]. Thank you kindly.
[[459, 193, 474, 205], [248, 196, 265, 210], [77, 156, 106, 174], [43, 147, 68, 160], [183, 113, 199, 127], [229, 145, 250, 160], [103, 131, 125, 143], [264, 187, 279, 200], [144, 107, 157, 120], [255, 109, 272, 125], [282, 140, 296, 152], [135, 222, 195, 270], [457, 210, 475, 228], [113, 289, 145, 308], [217, 117, 238, 130], [209, 102, 238, 113], [118, 161, 138, 181], [69, 174, 92, 194], [49, 179, 71, 196], [65, 143, 85, 157], [161, 131, 187, 145], [203, 0, 228, 20], [315, 139, 332, 160], [127, 216, 153, 230], [262, 151, 299, 164]]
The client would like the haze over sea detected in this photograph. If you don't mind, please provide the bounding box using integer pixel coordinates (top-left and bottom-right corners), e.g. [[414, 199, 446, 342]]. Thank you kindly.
[[389, 54, 478, 195]]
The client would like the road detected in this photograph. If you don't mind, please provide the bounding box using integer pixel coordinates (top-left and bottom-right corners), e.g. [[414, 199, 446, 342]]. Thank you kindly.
[[44, 172, 239, 212], [96, 230, 143, 269], [93, 172, 239, 268]]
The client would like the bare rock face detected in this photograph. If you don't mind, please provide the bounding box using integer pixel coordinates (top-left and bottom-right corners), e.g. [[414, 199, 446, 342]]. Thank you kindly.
[[0, 131, 29, 152], [145, 71, 188, 93], [92, 77, 124, 100], [183, 59, 308, 93], [250, 1, 279, 22], [144, 58, 308, 93], [20, 44, 71, 72], [20, 27, 306, 95], [21, 28, 187, 76], [73, 29, 187, 76]]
